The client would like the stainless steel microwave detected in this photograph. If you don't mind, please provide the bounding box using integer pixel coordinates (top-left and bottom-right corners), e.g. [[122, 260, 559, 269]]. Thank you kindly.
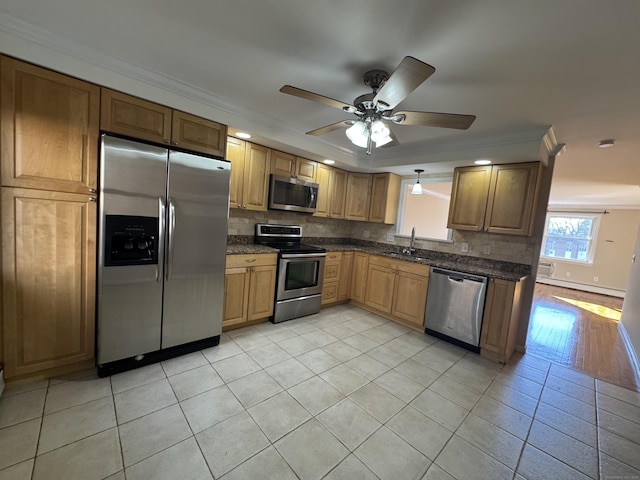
[[268, 175, 319, 213]]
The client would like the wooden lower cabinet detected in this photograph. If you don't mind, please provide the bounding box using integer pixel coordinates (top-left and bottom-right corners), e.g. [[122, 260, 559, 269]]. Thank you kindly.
[[350, 253, 370, 303], [322, 251, 353, 306], [479, 278, 524, 363], [363, 255, 429, 329], [1, 187, 97, 379], [223, 254, 277, 330]]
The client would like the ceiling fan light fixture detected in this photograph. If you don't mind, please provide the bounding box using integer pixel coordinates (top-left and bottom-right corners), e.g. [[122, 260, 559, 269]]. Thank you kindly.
[[411, 169, 424, 195], [374, 133, 393, 147], [370, 119, 390, 142], [345, 121, 368, 148]]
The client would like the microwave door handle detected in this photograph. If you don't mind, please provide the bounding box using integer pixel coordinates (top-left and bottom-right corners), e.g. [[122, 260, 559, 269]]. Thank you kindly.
[[309, 188, 315, 207]]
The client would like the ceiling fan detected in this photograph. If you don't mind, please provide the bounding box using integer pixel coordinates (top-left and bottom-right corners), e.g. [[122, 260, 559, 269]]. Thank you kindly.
[[280, 56, 476, 155]]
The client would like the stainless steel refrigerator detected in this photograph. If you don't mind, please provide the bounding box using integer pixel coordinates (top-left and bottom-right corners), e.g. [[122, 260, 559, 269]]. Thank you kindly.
[[97, 134, 230, 376]]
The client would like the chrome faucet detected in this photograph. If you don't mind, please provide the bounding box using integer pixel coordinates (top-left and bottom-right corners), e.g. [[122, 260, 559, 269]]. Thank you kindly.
[[402, 227, 417, 255]]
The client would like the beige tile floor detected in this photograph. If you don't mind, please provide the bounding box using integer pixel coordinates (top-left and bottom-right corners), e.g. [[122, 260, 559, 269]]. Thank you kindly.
[[1, 304, 640, 480]]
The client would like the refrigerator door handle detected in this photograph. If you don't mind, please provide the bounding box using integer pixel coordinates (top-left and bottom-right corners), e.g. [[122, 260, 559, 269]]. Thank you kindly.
[[166, 198, 176, 281], [158, 197, 166, 282]]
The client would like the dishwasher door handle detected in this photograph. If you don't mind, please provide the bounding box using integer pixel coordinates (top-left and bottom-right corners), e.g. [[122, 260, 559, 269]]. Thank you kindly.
[[449, 276, 464, 283]]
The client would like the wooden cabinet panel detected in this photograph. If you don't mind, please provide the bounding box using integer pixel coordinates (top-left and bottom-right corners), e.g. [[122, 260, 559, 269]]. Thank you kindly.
[[223, 254, 277, 330], [368, 173, 401, 224], [447, 166, 492, 231], [448, 162, 542, 236], [1, 57, 99, 194], [350, 252, 369, 303], [364, 264, 395, 313], [324, 262, 341, 283], [322, 283, 339, 305], [242, 143, 271, 211], [345, 173, 372, 221], [248, 265, 277, 321], [225, 138, 270, 211], [480, 278, 523, 363], [171, 111, 226, 157], [100, 88, 172, 145], [484, 163, 541, 235], [223, 267, 250, 327], [338, 252, 353, 301], [314, 163, 331, 217], [295, 157, 317, 182], [329, 168, 348, 219], [225, 137, 246, 209], [1, 187, 96, 378], [392, 271, 428, 327], [271, 150, 296, 177]]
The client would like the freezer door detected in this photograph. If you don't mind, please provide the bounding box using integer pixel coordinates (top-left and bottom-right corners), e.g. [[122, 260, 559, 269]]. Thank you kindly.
[[97, 135, 168, 364], [162, 151, 230, 348]]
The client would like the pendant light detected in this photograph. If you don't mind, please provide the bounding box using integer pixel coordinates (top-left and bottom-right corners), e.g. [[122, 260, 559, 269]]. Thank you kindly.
[[411, 169, 424, 195]]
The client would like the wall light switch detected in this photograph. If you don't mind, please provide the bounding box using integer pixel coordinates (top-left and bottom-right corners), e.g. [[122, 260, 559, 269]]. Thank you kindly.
[[461, 243, 469, 253], [593, 276, 599, 282], [565, 271, 571, 278], [483, 245, 491, 255], [386, 233, 394, 242]]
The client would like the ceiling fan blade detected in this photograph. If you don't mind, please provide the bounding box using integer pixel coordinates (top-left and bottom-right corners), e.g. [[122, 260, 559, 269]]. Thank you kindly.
[[392, 111, 476, 130], [280, 85, 353, 111], [306, 120, 352, 136], [373, 57, 435, 109]]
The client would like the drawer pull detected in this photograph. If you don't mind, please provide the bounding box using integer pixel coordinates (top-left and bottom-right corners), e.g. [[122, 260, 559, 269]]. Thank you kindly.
[[245, 258, 257, 263]]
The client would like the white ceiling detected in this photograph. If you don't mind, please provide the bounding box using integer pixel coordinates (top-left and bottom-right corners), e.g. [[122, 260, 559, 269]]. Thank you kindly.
[[1, 0, 639, 207]]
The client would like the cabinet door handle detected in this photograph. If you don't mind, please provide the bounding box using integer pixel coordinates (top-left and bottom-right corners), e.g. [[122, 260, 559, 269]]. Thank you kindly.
[[89, 197, 96, 202], [172, 141, 178, 146], [89, 188, 97, 194], [164, 138, 170, 144]]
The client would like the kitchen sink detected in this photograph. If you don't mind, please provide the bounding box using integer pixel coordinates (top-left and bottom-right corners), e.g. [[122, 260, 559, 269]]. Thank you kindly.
[[382, 251, 427, 262]]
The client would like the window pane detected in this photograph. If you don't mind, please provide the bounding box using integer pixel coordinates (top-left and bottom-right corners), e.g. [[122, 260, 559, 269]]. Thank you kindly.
[[398, 181, 452, 241], [542, 214, 598, 264]]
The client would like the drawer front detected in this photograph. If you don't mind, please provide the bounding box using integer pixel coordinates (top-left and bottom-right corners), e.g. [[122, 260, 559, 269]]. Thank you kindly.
[[323, 262, 341, 282], [321, 282, 339, 304], [226, 253, 277, 269], [369, 255, 430, 277], [325, 252, 342, 262]]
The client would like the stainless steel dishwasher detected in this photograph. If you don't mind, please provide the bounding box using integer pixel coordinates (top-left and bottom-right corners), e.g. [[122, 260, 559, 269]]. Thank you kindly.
[[424, 267, 488, 352]]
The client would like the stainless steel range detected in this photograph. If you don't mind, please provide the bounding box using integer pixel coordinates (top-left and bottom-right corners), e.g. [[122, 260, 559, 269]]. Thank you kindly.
[[255, 224, 326, 323]]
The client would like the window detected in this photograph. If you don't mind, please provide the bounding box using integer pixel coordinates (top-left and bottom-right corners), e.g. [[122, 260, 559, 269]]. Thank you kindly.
[[396, 177, 453, 241], [541, 213, 599, 264]]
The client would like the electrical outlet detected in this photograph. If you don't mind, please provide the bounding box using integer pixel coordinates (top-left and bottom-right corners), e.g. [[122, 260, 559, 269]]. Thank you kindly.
[[565, 271, 571, 278], [593, 276, 599, 282], [461, 243, 469, 253], [386, 233, 394, 242], [483, 245, 491, 255], [363, 230, 370, 239]]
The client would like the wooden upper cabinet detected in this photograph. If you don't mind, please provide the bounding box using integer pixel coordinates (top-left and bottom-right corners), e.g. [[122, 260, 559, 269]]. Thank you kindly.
[[345, 173, 372, 221], [1, 56, 99, 193], [447, 165, 492, 231], [101, 89, 227, 157], [100, 88, 172, 145], [448, 162, 542, 236], [242, 143, 271, 211], [485, 163, 542, 235], [271, 150, 296, 178], [368, 173, 401, 224], [226, 137, 246, 209], [295, 157, 317, 182], [1, 187, 96, 378], [314, 165, 347, 219], [225, 138, 270, 211], [314, 163, 332, 217], [171, 110, 226, 157], [270, 152, 316, 182], [329, 168, 348, 219]]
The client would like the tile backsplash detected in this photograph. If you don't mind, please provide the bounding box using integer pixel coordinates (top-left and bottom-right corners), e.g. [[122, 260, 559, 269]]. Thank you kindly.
[[228, 209, 537, 265]]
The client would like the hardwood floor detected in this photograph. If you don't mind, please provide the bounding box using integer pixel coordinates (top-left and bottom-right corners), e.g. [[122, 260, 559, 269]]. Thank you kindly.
[[527, 282, 640, 391]]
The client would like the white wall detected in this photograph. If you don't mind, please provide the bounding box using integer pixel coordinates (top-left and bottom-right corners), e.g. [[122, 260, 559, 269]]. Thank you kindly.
[[621, 225, 640, 366], [540, 209, 640, 293]]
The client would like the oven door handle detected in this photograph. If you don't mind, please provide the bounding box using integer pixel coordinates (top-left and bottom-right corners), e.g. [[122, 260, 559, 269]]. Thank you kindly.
[[280, 253, 327, 259]]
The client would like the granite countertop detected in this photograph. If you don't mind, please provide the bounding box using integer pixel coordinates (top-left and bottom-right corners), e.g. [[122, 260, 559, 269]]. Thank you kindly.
[[226, 238, 530, 282]]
